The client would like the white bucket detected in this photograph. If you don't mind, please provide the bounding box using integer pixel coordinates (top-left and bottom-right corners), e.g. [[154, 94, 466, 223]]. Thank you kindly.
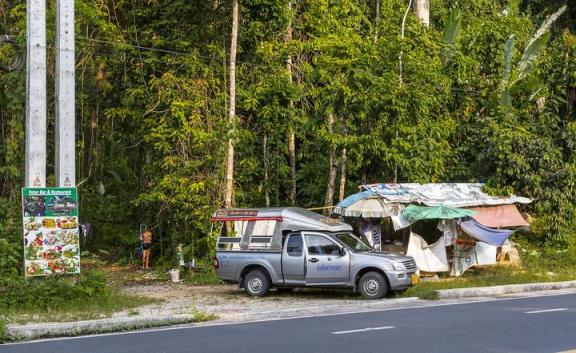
[[169, 269, 180, 283]]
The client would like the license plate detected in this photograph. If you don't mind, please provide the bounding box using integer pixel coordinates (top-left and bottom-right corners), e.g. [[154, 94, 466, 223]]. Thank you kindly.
[[411, 273, 420, 285]]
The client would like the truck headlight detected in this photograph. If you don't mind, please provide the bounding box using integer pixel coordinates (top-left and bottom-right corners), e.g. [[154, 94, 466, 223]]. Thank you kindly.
[[391, 262, 405, 271]]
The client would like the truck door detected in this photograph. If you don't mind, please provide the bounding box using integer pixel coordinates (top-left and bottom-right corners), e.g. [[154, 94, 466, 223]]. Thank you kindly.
[[281, 233, 306, 285], [304, 233, 350, 285]]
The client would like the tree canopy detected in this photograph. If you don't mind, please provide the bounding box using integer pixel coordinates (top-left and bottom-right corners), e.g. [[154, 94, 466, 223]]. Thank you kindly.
[[1, 0, 575, 264]]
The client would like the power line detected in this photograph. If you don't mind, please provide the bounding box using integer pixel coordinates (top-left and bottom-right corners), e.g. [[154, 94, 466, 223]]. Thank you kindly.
[[7, 34, 267, 67], [4, 34, 502, 97]]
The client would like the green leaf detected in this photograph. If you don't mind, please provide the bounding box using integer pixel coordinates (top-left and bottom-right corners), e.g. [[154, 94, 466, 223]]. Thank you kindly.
[[502, 34, 515, 86], [517, 31, 550, 80], [441, 9, 462, 64], [442, 9, 461, 47]]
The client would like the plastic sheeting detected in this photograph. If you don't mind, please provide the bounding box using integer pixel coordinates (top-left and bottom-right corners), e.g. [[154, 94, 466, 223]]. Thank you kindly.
[[458, 219, 514, 247], [450, 241, 498, 276], [451, 244, 476, 276], [475, 241, 498, 265], [406, 232, 449, 272], [359, 183, 532, 207], [402, 205, 475, 221], [335, 190, 375, 209], [437, 220, 458, 246], [391, 213, 411, 231], [467, 204, 529, 228]]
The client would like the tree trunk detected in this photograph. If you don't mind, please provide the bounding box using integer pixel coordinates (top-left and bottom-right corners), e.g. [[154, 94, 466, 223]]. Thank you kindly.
[[224, 0, 239, 209], [263, 133, 270, 207], [324, 112, 337, 215], [338, 147, 347, 202], [568, 87, 575, 120], [413, 0, 430, 27], [288, 130, 296, 205], [286, 0, 297, 206], [338, 115, 348, 202], [374, 0, 380, 42]]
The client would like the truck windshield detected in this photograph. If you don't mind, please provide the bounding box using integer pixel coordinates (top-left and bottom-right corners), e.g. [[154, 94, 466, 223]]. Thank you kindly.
[[334, 233, 371, 252]]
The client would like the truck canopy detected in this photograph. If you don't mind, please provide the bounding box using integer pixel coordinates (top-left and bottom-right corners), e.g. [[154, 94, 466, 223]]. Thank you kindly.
[[212, 207, 352, 251]]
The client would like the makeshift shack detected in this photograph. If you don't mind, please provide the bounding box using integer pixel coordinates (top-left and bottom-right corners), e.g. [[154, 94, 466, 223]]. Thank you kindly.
[[333, 183, 531, 276]]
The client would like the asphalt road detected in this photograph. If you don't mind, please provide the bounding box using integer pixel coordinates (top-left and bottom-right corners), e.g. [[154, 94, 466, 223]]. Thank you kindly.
[[3, 292, 576, 353]]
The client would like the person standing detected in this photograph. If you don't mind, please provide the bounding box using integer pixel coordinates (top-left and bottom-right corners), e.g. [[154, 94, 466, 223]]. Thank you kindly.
[[141, 229, 153, 269]]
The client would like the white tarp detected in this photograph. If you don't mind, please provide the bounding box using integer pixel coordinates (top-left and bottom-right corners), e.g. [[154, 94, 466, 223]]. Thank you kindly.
[[406, 232, 449, 272], [361, 183, 532, 208], [475, 241, 498, 265]]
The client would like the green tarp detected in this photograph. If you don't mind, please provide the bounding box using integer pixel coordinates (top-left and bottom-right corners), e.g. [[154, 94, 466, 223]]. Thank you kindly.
[[401, 204, 475, 221]]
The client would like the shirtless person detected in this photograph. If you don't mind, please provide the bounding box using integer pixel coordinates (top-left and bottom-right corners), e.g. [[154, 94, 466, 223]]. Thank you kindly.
[[141, 229, 153, 269]]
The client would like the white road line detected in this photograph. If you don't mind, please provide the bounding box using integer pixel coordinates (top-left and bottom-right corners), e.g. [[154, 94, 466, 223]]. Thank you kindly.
[[525, 308, 568, 314], [332, 326, 395, 335], [4, 291, 576, 346]]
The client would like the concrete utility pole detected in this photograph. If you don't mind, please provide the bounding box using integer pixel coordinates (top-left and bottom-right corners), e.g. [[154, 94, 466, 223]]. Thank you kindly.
[[55, 0, 75, 187], [25, 0, 47, 188]]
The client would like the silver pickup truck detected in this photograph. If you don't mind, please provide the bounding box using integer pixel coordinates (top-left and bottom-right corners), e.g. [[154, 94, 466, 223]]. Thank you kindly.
[[213, 207, 418, 299]]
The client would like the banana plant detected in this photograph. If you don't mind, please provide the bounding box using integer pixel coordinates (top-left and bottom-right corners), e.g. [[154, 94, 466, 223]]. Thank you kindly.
[[499, 5, 567, 108], [441, 9, 462, 64]]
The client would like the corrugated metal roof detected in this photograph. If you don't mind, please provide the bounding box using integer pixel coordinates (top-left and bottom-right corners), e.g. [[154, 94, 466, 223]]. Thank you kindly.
[[335, 183, 531, 212]]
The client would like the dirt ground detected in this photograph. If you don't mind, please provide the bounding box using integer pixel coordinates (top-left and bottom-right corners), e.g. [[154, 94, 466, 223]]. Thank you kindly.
[[120, 281, 372, 322], [99, 265, 423, 324]]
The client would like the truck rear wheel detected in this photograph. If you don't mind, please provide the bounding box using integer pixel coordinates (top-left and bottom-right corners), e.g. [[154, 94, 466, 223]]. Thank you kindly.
[[244, 269, 271, 297], [359, 271, 388, 300]]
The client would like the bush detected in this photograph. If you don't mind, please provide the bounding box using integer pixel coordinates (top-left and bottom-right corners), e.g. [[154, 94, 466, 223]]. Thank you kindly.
[[513, 235, 576, 273], [0, 315, 6, 343], [0, 270, 110, 312]]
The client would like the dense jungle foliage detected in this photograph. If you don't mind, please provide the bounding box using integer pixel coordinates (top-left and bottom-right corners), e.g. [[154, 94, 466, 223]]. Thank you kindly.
[[1, 0, 576, 270]]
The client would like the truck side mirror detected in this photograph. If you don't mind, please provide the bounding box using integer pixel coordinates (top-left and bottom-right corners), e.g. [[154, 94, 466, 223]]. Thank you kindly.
[[339, 247, 346, 256]]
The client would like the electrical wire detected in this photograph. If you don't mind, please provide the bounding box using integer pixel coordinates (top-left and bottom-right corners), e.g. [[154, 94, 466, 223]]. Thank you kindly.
[[6, 33, 266, 67], [4, 34, 499, 96]]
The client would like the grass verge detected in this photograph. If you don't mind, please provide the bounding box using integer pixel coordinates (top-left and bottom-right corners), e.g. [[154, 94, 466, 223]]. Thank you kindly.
[[4, 293, 158, 324], [401, 265, 576, 300], [0, 270, 160, 325]]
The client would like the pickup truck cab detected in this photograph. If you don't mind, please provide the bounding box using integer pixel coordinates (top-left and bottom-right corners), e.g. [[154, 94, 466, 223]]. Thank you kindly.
[[213, 207, 418, 299]]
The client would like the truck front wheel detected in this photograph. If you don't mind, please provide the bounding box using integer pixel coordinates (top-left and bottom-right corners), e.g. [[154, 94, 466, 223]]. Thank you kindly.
[[244, 269, 271, 297], [359, 271, 388, 300]]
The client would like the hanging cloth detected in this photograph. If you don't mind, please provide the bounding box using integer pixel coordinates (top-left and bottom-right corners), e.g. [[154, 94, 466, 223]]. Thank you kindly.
[[437, 219, 458, 246], [458, 219, 514, 247], [406, 232, 449, 272]]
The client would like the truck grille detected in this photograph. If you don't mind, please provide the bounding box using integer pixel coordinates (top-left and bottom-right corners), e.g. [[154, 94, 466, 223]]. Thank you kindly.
[[401, 259, 417, 271]]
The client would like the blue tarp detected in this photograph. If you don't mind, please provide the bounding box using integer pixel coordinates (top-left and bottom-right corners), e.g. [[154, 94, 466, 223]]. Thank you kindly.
[[458, 219, 514, 247], [336, 190, 375, 208]]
